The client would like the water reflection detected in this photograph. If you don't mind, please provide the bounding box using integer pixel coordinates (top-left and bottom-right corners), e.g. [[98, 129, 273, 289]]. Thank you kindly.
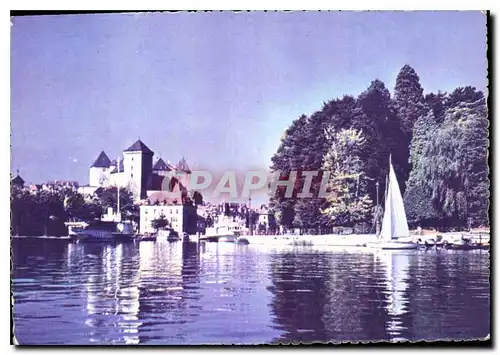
[[266, 247, 490, 344], [12, 240, 490, 345], [374, 251, 413, 341]]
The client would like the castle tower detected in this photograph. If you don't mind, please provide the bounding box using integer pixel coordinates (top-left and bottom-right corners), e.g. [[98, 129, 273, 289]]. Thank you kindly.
[[175, 157, 192, 189], [152, 158, 172, 177], [89, 151, 112, 187], [122, 139, 154, 199]]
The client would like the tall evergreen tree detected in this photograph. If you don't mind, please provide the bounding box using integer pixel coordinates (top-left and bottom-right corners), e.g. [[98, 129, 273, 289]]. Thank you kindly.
[[355, 79, 392, 203], [393, 64, 427, 193], [394, 65, 427, 133], [425, 91, 448, 123]]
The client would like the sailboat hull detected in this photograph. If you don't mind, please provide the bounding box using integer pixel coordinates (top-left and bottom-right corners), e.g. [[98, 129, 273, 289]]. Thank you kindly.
[[367, 241, 418, 250]]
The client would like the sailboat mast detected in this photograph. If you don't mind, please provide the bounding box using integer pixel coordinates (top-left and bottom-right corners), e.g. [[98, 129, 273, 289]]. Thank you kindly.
[[385, 154, 392, 202], [117, 156, 120, 217]]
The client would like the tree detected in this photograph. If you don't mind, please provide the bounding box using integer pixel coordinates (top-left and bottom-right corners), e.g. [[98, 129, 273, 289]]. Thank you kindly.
[[393, 64, 427, 193], [288, 111, 331, 232], [417, 97, 489, 228], [192, 190, 203, 206], [321, 129, 374, 227], [64, 190, 102, 220], [355, 79, 392, 202], [95, 187, 138, 220], [270, 115, 309, 228], [404, 109, 441, 226], [445, 86, 484, 110], [425, 91, 447, 123], [151, 213, 170, 231], [394, 64, 427, 133]]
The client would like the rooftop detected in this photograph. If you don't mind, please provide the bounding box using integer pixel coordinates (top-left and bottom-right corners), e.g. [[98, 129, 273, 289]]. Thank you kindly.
[[91, 151, 111, 168], [153, 158, 171, 171], [110, 159, 124, 174], [124, 139, 154, 155], [176, 157, 191, 173], [11, 175, 25, 186]]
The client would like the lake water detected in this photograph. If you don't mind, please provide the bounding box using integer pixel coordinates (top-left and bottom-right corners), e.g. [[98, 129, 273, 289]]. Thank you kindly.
[[11, 239, 490, 345]]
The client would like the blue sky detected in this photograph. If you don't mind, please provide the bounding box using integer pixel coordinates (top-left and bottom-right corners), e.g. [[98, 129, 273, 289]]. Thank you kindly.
[[11, 11, 487, 185]]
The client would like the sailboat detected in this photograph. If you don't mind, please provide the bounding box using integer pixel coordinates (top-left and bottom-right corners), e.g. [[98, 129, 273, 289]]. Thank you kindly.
[[368, 156, 418, 250]]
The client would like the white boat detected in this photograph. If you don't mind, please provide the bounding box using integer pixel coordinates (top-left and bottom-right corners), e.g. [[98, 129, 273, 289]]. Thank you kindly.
[[368, 156, 418, 250], [65, 156, 136, 242], [205, 215, 243, 243], [66, 207, 135, 242], [416, 234, 443, 247]]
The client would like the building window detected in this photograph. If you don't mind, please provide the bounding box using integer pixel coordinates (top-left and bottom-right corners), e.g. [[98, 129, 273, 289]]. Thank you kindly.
[[131, 173, 133, 178]]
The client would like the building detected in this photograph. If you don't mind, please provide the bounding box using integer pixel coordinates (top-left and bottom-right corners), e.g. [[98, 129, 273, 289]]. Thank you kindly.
[[139, 191, 198, 235], [11, 173, 25, 188], [83, 139, 192, 201]]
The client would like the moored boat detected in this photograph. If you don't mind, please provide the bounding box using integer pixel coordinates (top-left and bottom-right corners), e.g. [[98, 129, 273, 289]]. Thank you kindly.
[[68, 219, 135, 242], [205, 215, 242, 243], [65, 157, 137, 243], [416, 234, 444, 248], [367, 156, 418, 250]]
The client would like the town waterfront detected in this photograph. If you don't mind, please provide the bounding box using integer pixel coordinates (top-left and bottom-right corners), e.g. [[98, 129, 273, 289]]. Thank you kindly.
[[12, 239, 490, 345]]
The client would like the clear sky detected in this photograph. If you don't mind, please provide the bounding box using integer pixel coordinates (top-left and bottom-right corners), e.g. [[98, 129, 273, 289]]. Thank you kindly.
[[11, 11, 487, 186]]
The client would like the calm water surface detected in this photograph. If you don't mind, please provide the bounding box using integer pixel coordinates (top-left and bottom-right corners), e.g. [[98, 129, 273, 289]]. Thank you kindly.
[[12, 239, 490, 345]]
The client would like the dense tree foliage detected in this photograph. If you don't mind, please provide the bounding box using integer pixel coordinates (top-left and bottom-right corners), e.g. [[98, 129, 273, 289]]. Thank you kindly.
[[418, 97, 488, 227], [11, 186, 138, 236], [321, 129, 373, 227], [404, 109, 441, 226], [151, 213, 170, 231], [269, 64, 489, 232], [393, 65, 427, 193], [95, 187, 138, 220]]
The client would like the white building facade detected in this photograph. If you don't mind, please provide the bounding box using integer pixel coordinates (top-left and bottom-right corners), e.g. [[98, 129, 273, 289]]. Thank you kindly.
[[139, 203, 197, 235], [84, 139, 191, 202]]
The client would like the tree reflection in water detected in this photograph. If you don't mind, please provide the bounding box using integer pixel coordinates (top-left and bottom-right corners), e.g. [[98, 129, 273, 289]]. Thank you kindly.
[[12, 240, 490, 344], [267, 248, 490, 343]]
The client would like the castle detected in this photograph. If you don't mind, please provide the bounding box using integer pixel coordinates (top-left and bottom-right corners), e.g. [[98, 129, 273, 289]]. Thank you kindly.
[[85, 139, 191, 201]]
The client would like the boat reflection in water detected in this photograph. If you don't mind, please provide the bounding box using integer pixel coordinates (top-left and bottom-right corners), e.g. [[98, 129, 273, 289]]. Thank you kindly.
[[13, 239, 490, 345], [81, 243, 142, 345], [374, 250, 413, 342], [78, 240, 203, 344]]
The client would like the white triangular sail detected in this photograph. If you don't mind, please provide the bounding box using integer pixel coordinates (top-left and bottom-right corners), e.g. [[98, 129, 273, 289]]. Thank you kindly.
[[379, 158, 410, 241]]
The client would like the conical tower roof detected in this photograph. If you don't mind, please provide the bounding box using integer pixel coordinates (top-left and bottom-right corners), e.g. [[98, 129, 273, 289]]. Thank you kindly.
[[91, 151, 111, 168], [176, 157, 191, 173], [153, 158, 171, 171], [124, 139, 154, 154]]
